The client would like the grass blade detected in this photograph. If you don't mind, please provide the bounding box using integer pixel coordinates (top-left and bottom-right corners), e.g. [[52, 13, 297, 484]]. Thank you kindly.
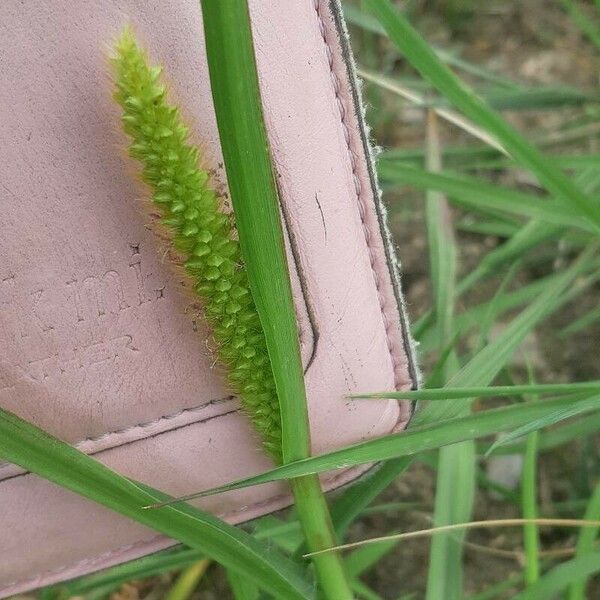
[[51, 548, 204, 599], [521, 371, 541, 588], [426, 442, 475, 600], [512, 551, 600, 600], [0, 407, 314, 600], [330, 457, 415, 537], [421, 267, 600, 355], [415, 245, 597, 425], [424, 108, 473, 600], [436, 86, 598, 111], [455, 220, 565, 296], [379, 163, 594, 232], [227, 568, 260, 600], [522, 428, 541, 585], [568, 481, 600, 599], [424, 110, 458, 352], [478, 410, 600, 457], [164, 560, 210, 600], [485, 396, 597, 456], [360, 69, 506, 152], [200, 3, 351, 597], [200, 0, 306, 466], [354, 382, 600, 400], [559, 306, 600, 337], [156, 394, 600, 498], [561, 0, 600, 52], [343, 4, 521, 89], [364, 0, 600, 231], [380, 148, 600, 172]]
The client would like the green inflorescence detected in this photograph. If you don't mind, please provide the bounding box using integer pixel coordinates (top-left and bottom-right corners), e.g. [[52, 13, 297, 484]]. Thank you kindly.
[[111, 29, 282, 462]]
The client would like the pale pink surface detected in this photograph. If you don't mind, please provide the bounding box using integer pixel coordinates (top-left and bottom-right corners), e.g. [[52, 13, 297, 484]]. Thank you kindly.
[[0, 0, 415, 595]]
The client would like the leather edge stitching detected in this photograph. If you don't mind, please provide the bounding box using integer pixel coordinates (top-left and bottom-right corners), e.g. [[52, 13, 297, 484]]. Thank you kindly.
[[312, 0, 403, 388], [0, 396, 236, 482], [326, 0, 420, 393]]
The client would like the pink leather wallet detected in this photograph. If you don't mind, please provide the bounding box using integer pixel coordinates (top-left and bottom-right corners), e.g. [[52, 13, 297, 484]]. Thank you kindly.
[[0, 1, 417, 596]]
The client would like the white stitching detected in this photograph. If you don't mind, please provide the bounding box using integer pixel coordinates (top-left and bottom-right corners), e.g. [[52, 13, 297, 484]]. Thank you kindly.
[[0, 396, 235, 480], [313, 0, 402, 388]]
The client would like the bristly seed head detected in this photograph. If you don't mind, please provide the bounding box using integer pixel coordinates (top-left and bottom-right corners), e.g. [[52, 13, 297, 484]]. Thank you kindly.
[[111, 27, 282, 463]]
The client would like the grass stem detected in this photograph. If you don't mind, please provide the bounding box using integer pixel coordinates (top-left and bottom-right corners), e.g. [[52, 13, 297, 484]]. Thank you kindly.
[[200, 2, 352, 597], [522, 430, 541, 584], [164, 560, 210, 600]]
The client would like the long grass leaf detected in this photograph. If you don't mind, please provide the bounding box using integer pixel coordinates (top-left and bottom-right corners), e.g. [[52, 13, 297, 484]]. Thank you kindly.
[[414, 245, 597, 424], [361, 69, 506, 152], [0, 407, 313, 600], [561, 0, 600, 52], [343, 5, 521, 89], [164, 560, 210, 600], [568, 481, 600, 599], [355, 382, 600, 400], [519, 368, 541, 588], [485, 399, 598, 455], [512, 551, 600, 600], [424, 108, 472, 600], [57, 548, 202, 598], [364, 0, 600, 230], [201, 0, 305, 466], [522, 429, 541, 585], [306, 518, 600, 556], [479, 410, 600, 456], [420, 267, 600, 355], [379, 163, 594, 232], [331, 457, 415, 537], [156, 394, 600, 499], [200, 3, 351, 597], [425, 110, 458, 352], [559, 306, 600, 337], [380, 148, 600, 172], [426, 442, 475, 599], [456, 221, 564, 296], [227, 568, 260, 600], [456, 165, 600, 294]]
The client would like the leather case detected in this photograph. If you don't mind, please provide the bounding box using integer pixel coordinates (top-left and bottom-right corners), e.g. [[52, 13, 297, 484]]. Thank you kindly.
[[0, 1, 417, 596]]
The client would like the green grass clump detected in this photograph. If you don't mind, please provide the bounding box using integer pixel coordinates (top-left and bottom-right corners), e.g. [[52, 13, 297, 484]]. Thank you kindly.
[[111, 29, 282, 462]]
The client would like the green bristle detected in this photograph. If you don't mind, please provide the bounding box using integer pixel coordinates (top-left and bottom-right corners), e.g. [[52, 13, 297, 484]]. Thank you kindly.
[[111, 28, 282, 463]]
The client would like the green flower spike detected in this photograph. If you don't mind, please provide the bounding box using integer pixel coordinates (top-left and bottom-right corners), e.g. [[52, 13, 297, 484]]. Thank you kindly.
[[111, 29, 282, 463]]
